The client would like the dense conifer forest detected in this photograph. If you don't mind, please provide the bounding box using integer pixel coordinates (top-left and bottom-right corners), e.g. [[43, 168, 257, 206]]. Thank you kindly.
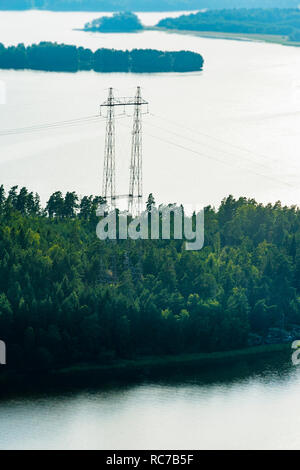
[[0, 0, 298, 11], [1, 185, 300, 373], [0, 42, 204, 73], [84, 12, 144, 33], [157, 8, 300, 41]]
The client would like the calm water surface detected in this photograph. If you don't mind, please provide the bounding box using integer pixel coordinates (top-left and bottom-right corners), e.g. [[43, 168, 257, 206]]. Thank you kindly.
[[0, 13, 300, 449], [0, 356, 300, 450], [0, 12, 299, 207]]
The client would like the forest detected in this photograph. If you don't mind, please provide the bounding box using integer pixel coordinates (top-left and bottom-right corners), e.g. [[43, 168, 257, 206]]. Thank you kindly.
[[0, 42, 204, 73], [0, 185, 300, 373], [84, 12, 144, 33], [157, 8, 300, 40], [0, 0, 299, 11]]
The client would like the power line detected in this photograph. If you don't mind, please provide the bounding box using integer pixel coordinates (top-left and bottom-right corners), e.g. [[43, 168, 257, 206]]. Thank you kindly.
[[119, 120, 295, 190], [1, 103, 295, 191], [144, 117, 273, 173], [151, 112, 282, 167], [0, 114, 131, 137], [0, 114, 101, 136]]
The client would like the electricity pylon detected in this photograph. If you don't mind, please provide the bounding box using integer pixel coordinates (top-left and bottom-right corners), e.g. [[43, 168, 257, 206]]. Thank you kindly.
[[129, 86, 144, 217], [100, 86, 148, 215], [101, 87, 116, 210]]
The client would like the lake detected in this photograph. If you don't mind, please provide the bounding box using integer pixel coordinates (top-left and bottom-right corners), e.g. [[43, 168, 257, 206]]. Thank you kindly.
[[0, 11, 299, 208], [0, 11, 300, 450], [0, 353, 300, 450]]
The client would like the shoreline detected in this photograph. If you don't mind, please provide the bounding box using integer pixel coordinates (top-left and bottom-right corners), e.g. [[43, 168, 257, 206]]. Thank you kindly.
[[152, 27, 300, 47], [75, 25, 300, 48], [0, 343, 291, 397]]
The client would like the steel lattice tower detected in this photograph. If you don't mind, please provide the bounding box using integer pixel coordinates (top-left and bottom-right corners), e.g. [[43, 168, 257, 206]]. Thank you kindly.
[[102, 87, 116, 210], [100, 86, 148, 215], [129, 87, 143, 217]]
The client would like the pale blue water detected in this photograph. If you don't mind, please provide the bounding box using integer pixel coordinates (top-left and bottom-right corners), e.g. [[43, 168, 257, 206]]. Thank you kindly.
[[0, 11, 299, 450], [0, 356, 299, 450], [0, 11, 299, 207]]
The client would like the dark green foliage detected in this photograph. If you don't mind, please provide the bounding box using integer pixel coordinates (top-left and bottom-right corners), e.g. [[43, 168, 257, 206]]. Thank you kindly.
[[93, 48, 130, 73], [290, 29, 300, 41], [157, 8, 300, 41], [1, 186, 300, 373], [84, 12, 143, 32], [146, 193, 155, 212], [27, 43, 79, 72], [0, 1, 299, 12], [0, 42, 204, 73]]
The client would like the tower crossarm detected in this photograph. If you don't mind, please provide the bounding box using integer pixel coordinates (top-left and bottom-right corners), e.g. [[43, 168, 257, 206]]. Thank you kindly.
[[101, 97, 148, 108]]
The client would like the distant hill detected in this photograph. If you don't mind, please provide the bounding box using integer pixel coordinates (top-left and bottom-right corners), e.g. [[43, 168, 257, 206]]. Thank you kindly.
[[0, 0, 299, 12]]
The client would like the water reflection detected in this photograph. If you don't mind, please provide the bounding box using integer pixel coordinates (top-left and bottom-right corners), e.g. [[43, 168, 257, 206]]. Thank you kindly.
[[0, 350, 299, 450]]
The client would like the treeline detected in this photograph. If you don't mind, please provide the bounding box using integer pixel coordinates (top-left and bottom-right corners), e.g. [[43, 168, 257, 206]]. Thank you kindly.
[[0, 42, 204, 73], [157, 8, 300, 41], [1, 185, 300, 372], [84, 12, 144, 33], [0, 0, 299, 11]]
